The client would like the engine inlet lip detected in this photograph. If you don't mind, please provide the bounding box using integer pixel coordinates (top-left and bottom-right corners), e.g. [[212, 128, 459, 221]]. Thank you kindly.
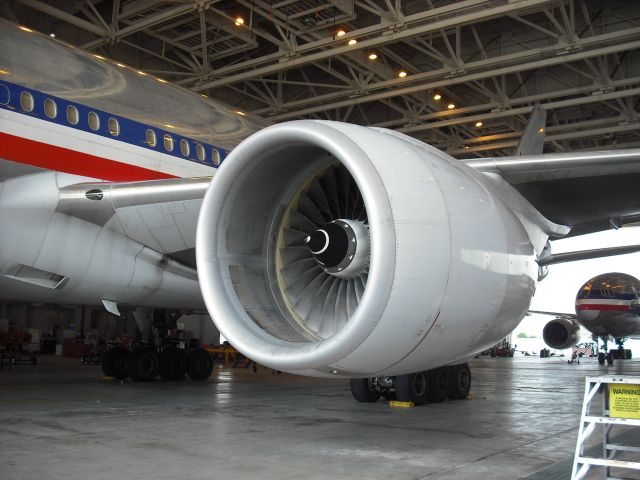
[[196, 120, 397, 370]]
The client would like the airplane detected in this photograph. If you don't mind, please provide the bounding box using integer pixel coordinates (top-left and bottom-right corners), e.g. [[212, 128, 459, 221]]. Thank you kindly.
[[3, 19, 640, 404], [533, 272, 640, 366]]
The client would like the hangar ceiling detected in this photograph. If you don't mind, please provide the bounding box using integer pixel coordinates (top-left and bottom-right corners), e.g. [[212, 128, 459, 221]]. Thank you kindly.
[[3, 0, 640, 157]]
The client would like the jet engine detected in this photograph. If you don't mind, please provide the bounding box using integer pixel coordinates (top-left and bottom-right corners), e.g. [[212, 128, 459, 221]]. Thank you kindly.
[[542, 318, 581, 350], [196, 120, 538, 377]]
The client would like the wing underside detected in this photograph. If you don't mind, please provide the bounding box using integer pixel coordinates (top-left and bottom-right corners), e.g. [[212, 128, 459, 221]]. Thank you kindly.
[[465, 149, 640, 236], [57, 177, 211, 267]]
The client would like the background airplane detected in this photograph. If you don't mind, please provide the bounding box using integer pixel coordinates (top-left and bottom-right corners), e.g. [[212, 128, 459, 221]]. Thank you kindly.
[[3, 20, 640, 404], [533, 271, 640, 365]]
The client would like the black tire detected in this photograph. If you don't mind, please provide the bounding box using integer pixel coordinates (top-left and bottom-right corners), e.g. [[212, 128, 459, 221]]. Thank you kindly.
[[112, 347, 130, 379], [187, 348, 213, 380], [350, 378, 381, 402], [159, 348, 187, 381], [448, 364, 471, 400], [395, 371, 429, 405], [428, 367, 450, 403], [598, 352, 606, 365], [607, 351, 614, 366], [127, 348, 159, 381], [626, 349, 632, 360], [101, 349, 116, 376]]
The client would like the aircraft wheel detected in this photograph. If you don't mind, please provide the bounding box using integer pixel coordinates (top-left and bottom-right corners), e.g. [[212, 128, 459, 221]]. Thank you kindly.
[[101, 349, 116, 376], [127, 348, 159, 381], [448, 364, 471, 400], [598, 352, 606, 365], [350, 378, 381, 402], [187, 348, 214, 380], [607, 351, 614, 366], [112, 347, 130, 379], [428, 367, 450, 403], [159, 348, 187, 381], [395, 371, 429, 405]]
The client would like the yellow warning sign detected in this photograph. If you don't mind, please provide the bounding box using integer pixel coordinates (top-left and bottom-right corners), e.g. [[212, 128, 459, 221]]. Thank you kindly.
[[610, 383, 640, 419]]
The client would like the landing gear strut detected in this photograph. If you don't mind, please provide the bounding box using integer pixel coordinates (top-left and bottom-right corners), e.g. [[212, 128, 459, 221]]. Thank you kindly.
[[597, 337, 613, 366], [350, 363, 471, 405]]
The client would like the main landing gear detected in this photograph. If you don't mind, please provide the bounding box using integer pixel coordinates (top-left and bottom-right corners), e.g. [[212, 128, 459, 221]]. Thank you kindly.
[[596, 336, 614, 366], [596, 337, 632, 366], [101, 343, 213, 382], [350, 363, 471, 405]]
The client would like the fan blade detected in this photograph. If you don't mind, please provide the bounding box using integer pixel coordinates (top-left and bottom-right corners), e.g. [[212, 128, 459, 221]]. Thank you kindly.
[[302, 275, 337, 332], [289, 211, 318, 234], [298, 194, 326, 226], [307, 179, 334, 222], [320, 167, 340, 218], [283, 228, 308, 247]]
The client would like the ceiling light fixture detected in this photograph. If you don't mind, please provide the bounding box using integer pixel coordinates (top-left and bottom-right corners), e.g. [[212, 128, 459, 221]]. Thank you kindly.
[[235, 16, 244, 26], [433, 93, 442, 101], [348, 39, 357, 46], [447, 103, 455, 109], [336, 29, 346, 37], [368, 52, 378, 61], [398, 70, 407, 78], [475, 121, 483, 127]]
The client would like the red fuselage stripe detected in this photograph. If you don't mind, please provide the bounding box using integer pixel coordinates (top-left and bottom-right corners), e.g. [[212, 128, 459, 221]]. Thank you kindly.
[[0, 131, 176, 181], [576, 304, 630, 312]]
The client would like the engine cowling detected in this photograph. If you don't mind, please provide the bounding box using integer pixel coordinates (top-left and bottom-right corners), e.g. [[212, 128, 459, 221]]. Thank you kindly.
[[542, 318, 581, 350], [196, 120, 538, 377]]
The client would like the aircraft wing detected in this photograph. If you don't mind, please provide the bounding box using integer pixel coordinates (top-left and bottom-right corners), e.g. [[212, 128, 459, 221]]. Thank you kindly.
[[56, 177, 211, 268], [53, 146, 640, 264], [464, 149, 640, 237], [528, 310, 577, 320]]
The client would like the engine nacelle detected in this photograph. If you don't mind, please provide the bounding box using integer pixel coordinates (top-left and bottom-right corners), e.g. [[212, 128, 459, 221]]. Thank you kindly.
[[542, 318, 581, 350], [196, 120, 538, 377]]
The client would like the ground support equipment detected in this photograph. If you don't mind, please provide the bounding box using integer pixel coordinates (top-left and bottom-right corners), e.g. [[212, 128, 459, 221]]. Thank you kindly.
[[572, 375, 640, 480]]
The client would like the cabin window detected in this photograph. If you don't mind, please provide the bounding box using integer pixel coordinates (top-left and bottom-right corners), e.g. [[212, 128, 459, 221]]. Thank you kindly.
[[0, 84, 9, 105], [146, 129, 156, 147], [212, 148, 221, 166], [108, 118, 120, 136], [196, 143, 205, 162], [88, 111, 100, 131], [180, 139, 190, 156], [163, 134, 174, 152], [20, 91, 34, 112], [44, 98, 57, 118], [66, 105, 79, 125]]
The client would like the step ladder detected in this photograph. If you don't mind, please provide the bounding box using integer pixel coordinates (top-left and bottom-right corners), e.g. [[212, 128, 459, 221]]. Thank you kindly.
[[572, 376, 640, 480]]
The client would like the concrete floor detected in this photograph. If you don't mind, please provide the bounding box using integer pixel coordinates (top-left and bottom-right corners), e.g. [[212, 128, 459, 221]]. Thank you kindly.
[[1, 356, 640, 480]]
